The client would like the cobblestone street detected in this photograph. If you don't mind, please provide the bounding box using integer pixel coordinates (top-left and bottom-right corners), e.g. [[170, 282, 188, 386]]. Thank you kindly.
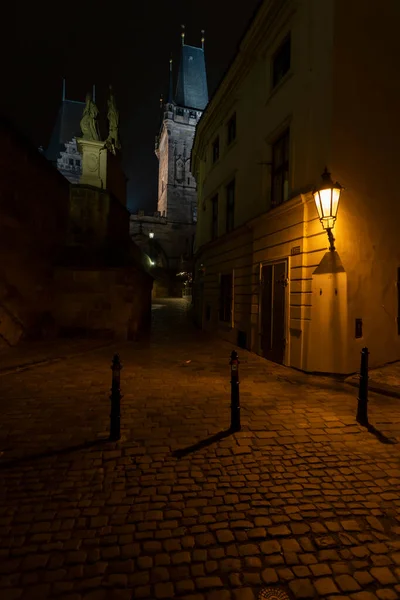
[[1, 299, 400, 600]]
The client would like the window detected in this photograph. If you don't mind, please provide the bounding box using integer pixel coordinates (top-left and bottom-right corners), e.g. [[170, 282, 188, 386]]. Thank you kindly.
[[219, 273, 233, 323], [227, 113, 236, 145], [212, 137, 220, 163], [271, 129, 290, 207], [176, 108, 184, 116], [211, 194, 218, 240], [272, 34, 291, 88], [69, 158, 74, 165], [226, 180, 235, 233], [75, 159, 81, 166]]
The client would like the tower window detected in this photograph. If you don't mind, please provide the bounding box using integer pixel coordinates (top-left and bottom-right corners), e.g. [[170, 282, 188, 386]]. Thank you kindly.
[[211, 194, 218, 240], [212, 137, 220, 164], [227, 113, 236, 145], [271, 129, 290, 207], [272, 34, 291, 88], [226, 180, 235, 233]]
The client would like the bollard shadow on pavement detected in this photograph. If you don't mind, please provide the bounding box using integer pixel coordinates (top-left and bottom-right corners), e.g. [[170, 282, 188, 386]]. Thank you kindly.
[[172, 429, 235, 459], [0, 438, 110, 470], [357, 420, 397, 445]]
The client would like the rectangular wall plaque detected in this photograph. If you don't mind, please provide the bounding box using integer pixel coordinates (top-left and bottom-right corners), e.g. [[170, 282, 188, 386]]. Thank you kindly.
[[355, 318, 363, 339]]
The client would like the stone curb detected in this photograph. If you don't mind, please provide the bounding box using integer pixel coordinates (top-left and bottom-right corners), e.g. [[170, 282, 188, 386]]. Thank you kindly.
[[345, 377, 400, 400], [0, 340, 117, 377]]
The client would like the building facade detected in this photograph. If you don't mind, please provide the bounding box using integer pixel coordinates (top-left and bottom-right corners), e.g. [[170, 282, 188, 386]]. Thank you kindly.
[[44, 86, 84, 183], [130, 33, 208, 296], [192, 0, 400, 374]]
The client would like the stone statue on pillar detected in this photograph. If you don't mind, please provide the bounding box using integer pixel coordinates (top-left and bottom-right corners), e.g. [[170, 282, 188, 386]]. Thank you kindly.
[[106, 86, 121, 154], [80, 93, 100, 141]]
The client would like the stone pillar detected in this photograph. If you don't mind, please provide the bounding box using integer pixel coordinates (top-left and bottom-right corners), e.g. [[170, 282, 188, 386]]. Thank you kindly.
[[77, 139, 108, 189]]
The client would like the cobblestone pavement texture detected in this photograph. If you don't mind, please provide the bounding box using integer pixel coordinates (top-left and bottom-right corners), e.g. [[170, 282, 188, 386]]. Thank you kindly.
[[1, 299, 400, 600], [345, 363, 400, 400]]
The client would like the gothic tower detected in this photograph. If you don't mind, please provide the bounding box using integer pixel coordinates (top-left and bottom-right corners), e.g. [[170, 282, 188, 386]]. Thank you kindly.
[[155, 29, 208, 224]]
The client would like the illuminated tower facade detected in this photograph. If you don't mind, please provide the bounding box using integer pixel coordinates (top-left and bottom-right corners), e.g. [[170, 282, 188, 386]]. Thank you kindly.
[[155, 28, 208, 224]]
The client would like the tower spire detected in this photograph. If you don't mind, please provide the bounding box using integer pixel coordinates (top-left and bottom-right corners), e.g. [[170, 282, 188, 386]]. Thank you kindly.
[[181, 24, 185, 46], [201, 30, 205, 50], [168, 55, 174, 103], [92, 84, 96, 103], [62, 78, 66, 101]]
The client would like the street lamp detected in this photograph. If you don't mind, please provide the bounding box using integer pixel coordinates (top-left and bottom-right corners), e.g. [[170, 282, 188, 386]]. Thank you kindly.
[[149, 230, 154, 239], [313, 167, 343, 251]]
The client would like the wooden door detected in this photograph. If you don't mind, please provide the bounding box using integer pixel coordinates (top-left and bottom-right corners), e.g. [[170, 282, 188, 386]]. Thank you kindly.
[[260, 261, 287, 364]]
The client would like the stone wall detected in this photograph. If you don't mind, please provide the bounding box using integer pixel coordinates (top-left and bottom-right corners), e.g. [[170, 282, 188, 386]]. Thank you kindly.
[[0, 117, 70, 346], [53, 266, 152, 341]]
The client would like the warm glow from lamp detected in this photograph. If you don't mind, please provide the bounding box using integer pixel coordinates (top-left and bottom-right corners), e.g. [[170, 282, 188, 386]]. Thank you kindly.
[[149, 231, 154, 239], [313, 168, 342, 230]]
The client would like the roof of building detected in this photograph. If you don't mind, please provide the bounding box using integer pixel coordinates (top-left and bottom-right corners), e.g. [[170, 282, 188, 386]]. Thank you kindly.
[[45, 99, 84, 164], [175, 44, 208, 110]]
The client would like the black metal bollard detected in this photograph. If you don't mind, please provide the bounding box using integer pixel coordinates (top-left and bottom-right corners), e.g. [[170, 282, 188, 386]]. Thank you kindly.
[[230, 350, 241, 432], [356, 347, 369, 426], [110, 354, 122, 441]]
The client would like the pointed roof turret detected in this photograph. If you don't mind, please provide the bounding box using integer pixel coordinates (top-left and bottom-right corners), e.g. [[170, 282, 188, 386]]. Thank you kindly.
[[45, 80, 85, 164], [168, 56, 174, 103], [175, 27, 208, 111]]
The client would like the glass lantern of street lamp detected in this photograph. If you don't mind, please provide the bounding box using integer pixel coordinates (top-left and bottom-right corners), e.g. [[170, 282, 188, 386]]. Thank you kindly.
[[313, 168, 343, 251], [149, 230, 154, 239]]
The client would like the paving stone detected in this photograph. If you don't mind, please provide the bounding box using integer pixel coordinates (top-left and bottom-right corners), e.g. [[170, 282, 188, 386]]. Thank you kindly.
[[350, 593, 378, 600], [314, 577, 340, 595], [268, 525, 291, 537], [229, 572, 242, 587], [232, 589, 256, 600], [207, 592, 231, 600], [216, 530, 235, 544], [370, 567, 397, 585], [238, 544, 259, 557], [151, 567, 170, 583], [261, 540, 281, 555], [369, 543, 389, 554], [341, 520, 362, 532], [353, 571, 374, 585], [281, 539, 302, 553], [376, 591, 398, 600], [154, 582, 175, 599], [335, 575, 362, 592], [220, 558, 241, 573], [261, 567, 278, 584], [196, 577, 223, 589], [366, 517, 385, 532], [289, 578, 316, 599], [311, 564, 333, 577], [176, 580, 195, 594]]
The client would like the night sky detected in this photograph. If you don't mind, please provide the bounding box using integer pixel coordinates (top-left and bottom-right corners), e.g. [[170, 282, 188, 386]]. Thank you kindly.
[[3, 0, 260, 213]]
